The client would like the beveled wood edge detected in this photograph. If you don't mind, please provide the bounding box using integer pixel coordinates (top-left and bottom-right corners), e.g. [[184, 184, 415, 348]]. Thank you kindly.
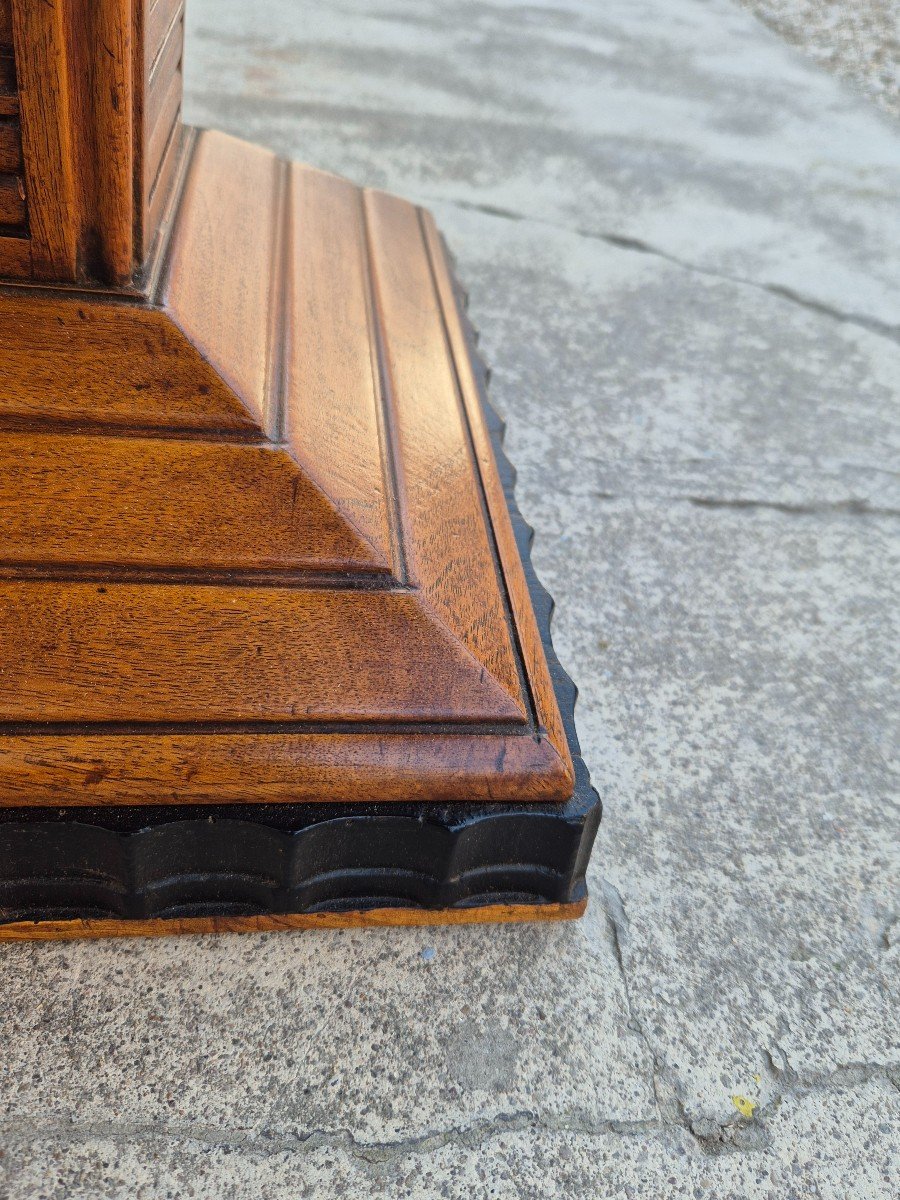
[[160, 130, 279, 432], [285, 162, 396, 569], [361, 184, 526, 711], [0, 290, 265, 430], [421, 213, 575, 782], [0, 898, 588, 941], [0, 729, 567, 805]]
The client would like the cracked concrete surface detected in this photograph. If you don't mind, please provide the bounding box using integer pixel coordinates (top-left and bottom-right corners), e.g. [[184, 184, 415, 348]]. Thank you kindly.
[[441, 196, 900, 349], [0, 1, 898, 1196]]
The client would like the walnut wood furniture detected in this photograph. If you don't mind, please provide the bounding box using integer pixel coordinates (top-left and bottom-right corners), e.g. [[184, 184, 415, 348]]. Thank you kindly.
[[0, 0, 599, 938]]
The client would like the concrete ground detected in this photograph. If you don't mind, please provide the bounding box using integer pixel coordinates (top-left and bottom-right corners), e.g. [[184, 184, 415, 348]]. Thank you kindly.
[[739, 1, 899, 120], [1, 1, 898, 1196]]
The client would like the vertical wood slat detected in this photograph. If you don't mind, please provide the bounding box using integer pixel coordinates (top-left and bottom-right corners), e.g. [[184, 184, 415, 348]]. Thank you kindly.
[[0, 0, 28, 276], [1, 3, 19, 139], [145, 13, 182, 133], [145, 60, 182, 198], [2, 0, 183, 282], [88, 0, 134, 282], [145, 0, 182, 71], [9, 0, 78, 279], [141, 1, 183, 257], [145, 111, 182, 251], [6, 0, 137, 283]]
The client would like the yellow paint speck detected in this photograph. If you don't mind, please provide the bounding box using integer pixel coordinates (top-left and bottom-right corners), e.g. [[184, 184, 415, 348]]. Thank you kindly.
[[731, 1095, 757, 1119]]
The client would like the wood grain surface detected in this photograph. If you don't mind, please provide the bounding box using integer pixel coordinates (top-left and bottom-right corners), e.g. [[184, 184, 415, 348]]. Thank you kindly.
[[0, 168, 24, 223], [286, 165, 395, 568], [1, 0, 183, 282], [0, 232, 29, 275], [87, 0, 135, 283], [0, 435, 393, 571], [365, 189, 526, 712], [0, 899, 588, 941], [0, 119, 22, 172], [0, 584, 523, 723], [162, 133, 281, 433], [0, 728, 570, 806], [0, 293, 264, 430], [10, 0, 77, 279], [142, 1, 182, 245], [0, 128, 573, 808], [145, 0, 184, 70]]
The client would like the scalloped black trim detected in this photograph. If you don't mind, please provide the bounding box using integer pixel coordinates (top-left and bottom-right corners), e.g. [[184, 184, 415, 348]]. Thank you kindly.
[[0, 262, 601, 925]]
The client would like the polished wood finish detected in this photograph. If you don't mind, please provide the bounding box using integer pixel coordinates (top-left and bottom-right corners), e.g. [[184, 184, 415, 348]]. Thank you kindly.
[[286, 165, 395, 561], [0, 232, 28, 275], [0, 729, 567, 807], [0, 437, 394, 570], [0, 292, 260, 431], [0, 6, 597, 936], [0, 899, 587, 941], [0, 586, 522, 723], [84, 0, 135, 282], [0, 126, 573, 809], [1, 0, 182, 283], [162, 131, 281, 433], [422, 213, 572, 771], [9, 0, 77, 278], [140, 0, 184, 256], [0, 0, 576, 825]]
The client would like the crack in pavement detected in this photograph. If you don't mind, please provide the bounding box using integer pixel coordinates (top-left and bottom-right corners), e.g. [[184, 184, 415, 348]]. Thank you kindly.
[[1, 1059, 897, 1164], [599, 879, 900, 1158], [0, 1112, 661, 1164], [685, 495, 900, 518], [573, 489, 900, 519], [599, 878, 721, 1149], [512, 457, 900, 517], [435, 198, 900, 349]]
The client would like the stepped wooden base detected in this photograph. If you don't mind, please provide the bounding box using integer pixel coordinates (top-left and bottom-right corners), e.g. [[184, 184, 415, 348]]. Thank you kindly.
[[0, 127, 600, 933], [0, 393, 600, 933], [0, 127, 573, 808]]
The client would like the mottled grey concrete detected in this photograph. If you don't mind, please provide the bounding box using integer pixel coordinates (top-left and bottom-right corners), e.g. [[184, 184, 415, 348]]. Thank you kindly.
[[1, 1, 898, 1197], [739, 1, 899, 121], [3, 1081, 898, 1199]]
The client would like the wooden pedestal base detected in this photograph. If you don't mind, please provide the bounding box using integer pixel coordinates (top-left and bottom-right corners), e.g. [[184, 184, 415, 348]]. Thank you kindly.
[[0, 128, 600, 935]]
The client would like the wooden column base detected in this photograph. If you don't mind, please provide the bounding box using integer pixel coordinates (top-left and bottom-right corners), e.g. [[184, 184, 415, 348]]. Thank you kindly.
[[0, 128, 600, 935]]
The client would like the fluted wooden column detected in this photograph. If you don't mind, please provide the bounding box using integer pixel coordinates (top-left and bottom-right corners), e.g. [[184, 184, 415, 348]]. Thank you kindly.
[[0, 0, 183, 283]]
